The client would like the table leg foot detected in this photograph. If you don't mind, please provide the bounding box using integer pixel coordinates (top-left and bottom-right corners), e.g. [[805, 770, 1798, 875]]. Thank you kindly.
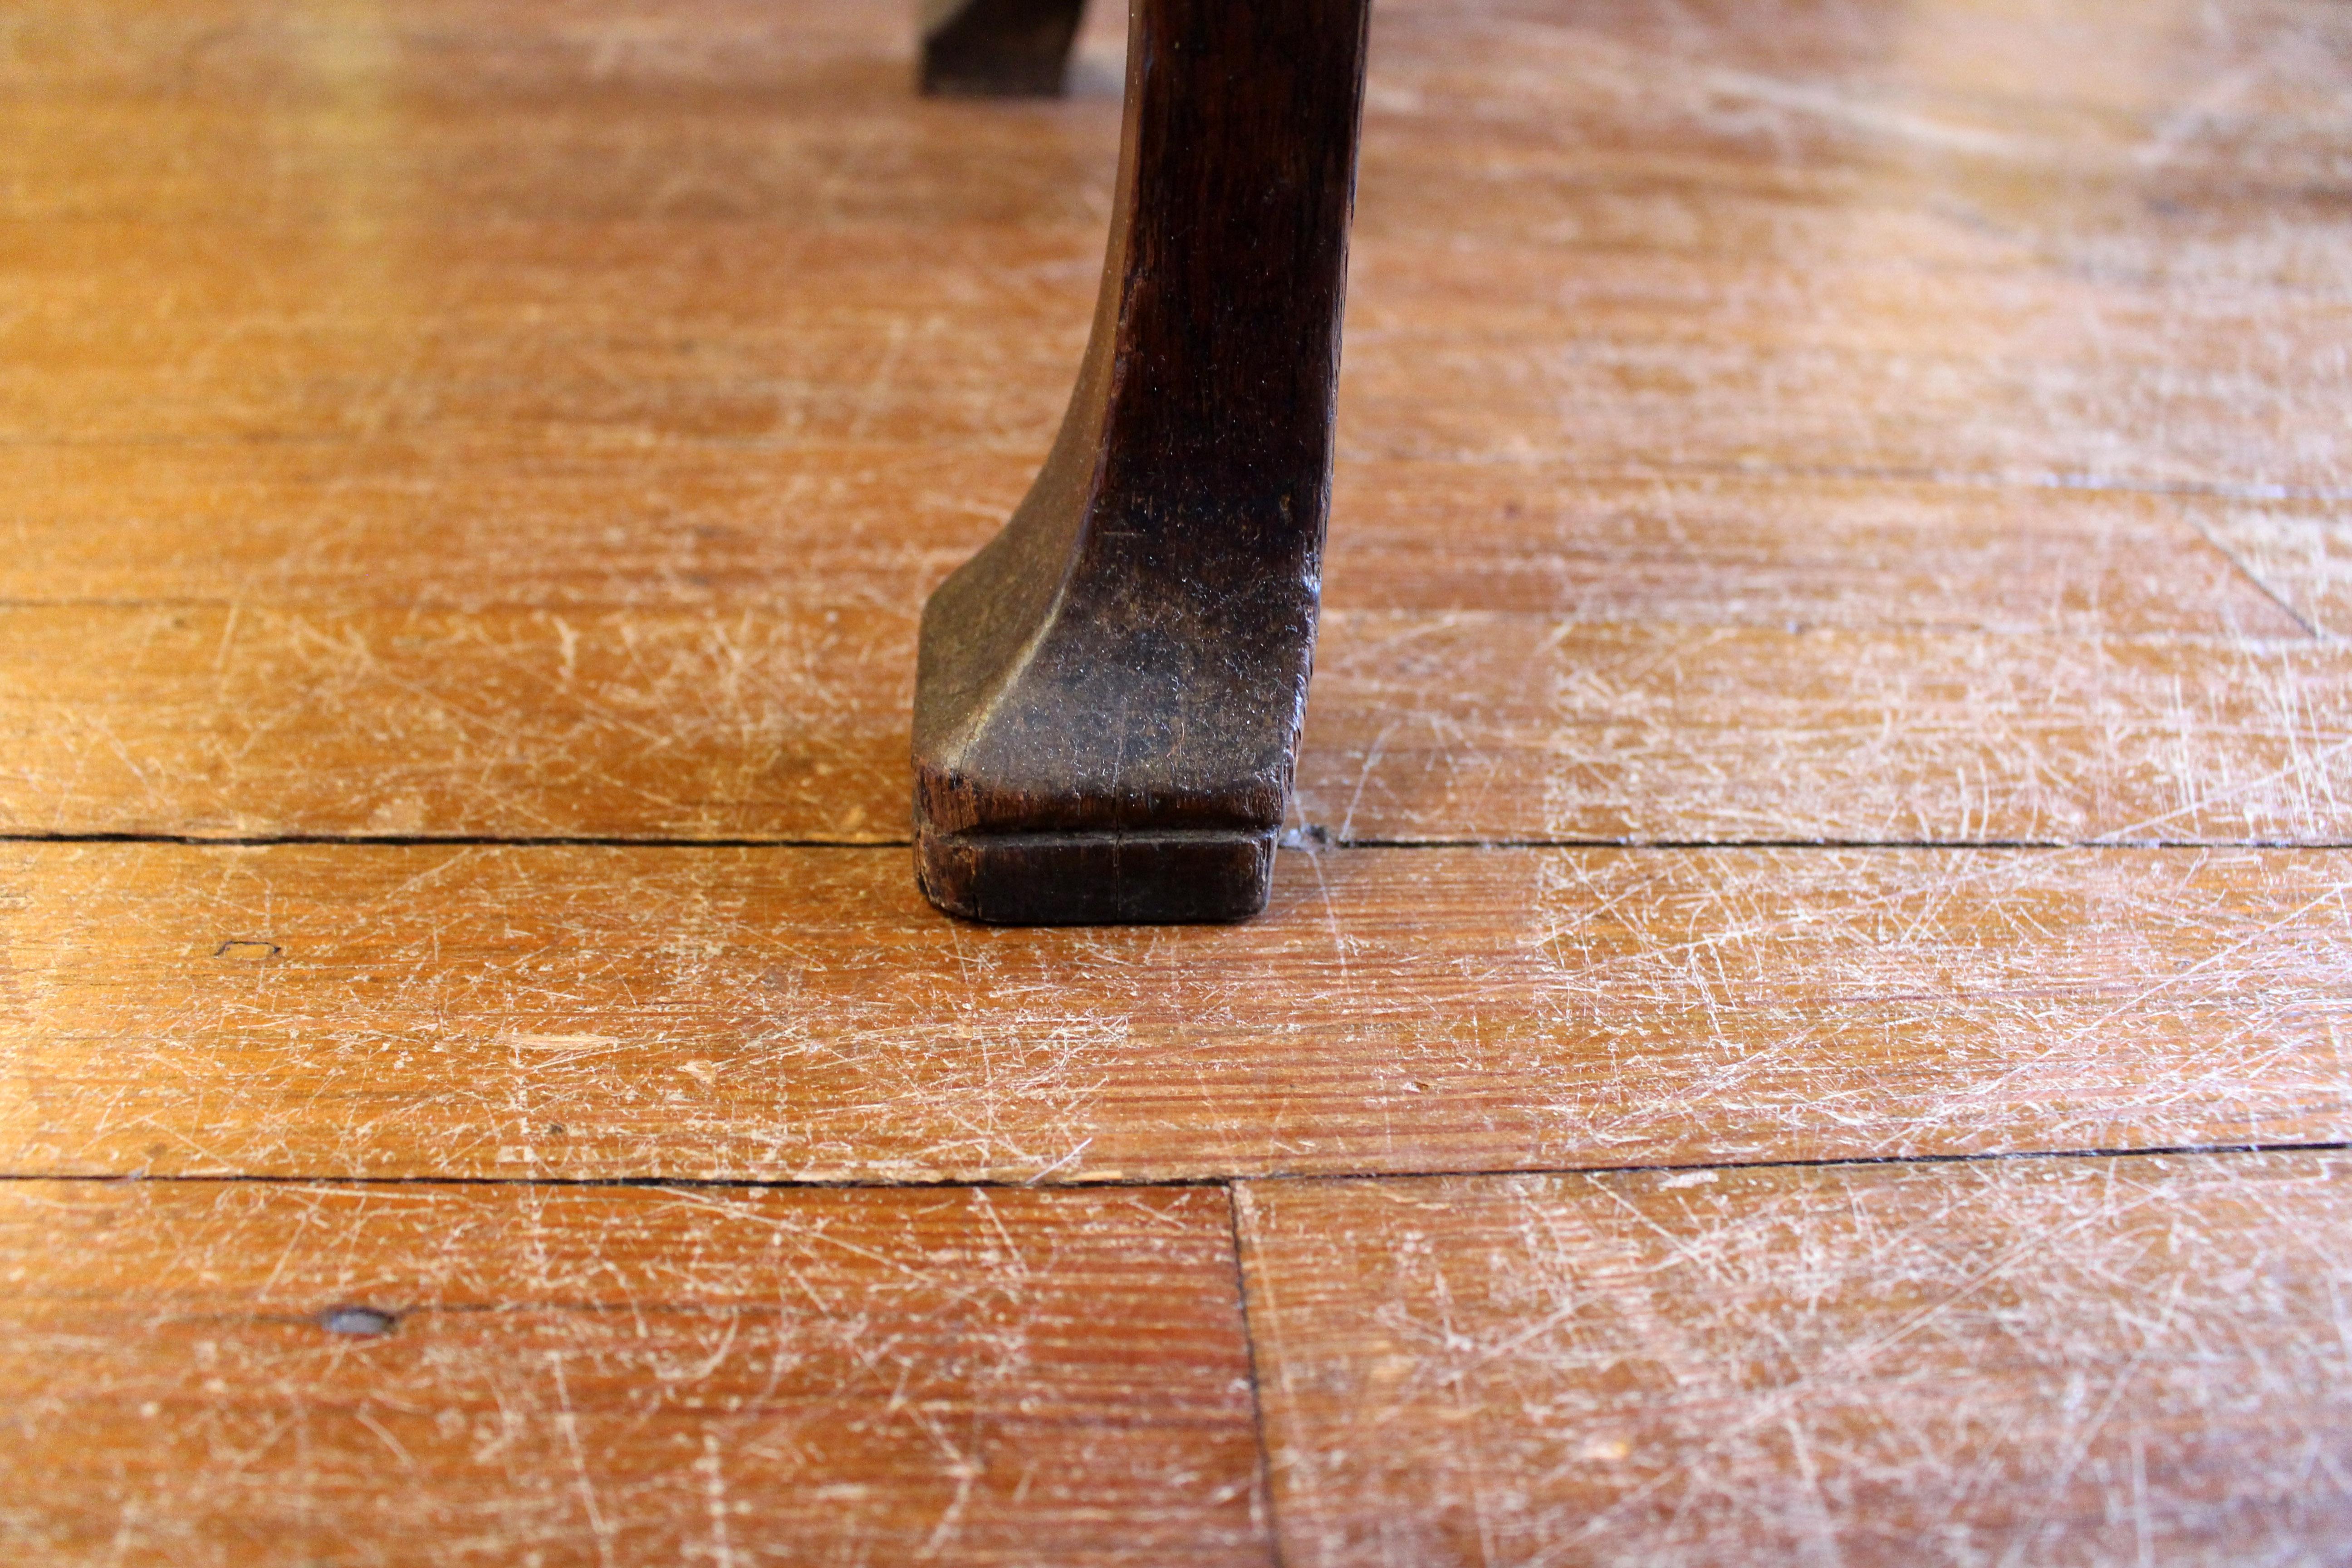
[[911, 0, 1371, 924]]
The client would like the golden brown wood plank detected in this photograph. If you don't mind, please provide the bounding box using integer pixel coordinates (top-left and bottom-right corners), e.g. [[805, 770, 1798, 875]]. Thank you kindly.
[[6, 843, 2346, 1182], [9, 603, 2344, 843], [0, 451, 2331, 849], [0, 18, 1122, 228], [3, 601, 918, 841], [8, 447, 2313, 851], [1336, 0, 2352, 492], [8, 441, 2320, 848], [7, 214, 2341, 491], [1294, 617, 2352, 846], [3, 447, 2287, 633], [0, 222, 1098, 450], [6, 203, 2340, 497], [1324, 470, 2294, 632], [1237, 1152, 2352, 1567], [0, 1178, 1269, 1566], [4, 2, 2345, 486], [8, 0, 2345, 845], [0, 442, 994, 613]]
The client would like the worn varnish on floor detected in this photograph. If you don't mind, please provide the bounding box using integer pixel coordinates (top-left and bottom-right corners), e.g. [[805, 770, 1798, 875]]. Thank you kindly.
[[7, 843, 2349, 1181], [5, 0, 2349, 1561], [1240, 1152, 2352, 1566], [0, 1181, 1269, 1565]]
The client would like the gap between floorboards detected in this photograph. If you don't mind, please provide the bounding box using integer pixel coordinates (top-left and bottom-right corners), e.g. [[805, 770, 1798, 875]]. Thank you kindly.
[[10, 833, 2352, 851], [6, 1140, 2344, 1193]]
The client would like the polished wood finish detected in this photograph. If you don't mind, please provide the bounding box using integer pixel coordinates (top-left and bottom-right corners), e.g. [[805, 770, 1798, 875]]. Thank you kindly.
[[8, 843, 2345, 1182], [0, 1180, 1268, 1565], [1238, 1154, 2352, 1565], [913, 0, 1372, 922], [10, 600, 2348, 843], [8, 4, 2347, 854], [6, 0, 2350, 1557]]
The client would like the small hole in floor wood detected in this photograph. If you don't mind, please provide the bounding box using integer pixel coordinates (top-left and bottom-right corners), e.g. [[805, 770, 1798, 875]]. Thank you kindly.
[[318, 1306, 398, 1337]]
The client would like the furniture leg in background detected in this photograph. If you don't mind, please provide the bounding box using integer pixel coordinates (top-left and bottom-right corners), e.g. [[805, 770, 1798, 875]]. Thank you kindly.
[[920, 0, 1089, 96], [911, 0, 1372, 924]]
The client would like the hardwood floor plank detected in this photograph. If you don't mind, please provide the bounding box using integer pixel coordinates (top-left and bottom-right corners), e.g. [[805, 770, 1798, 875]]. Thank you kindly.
[[1236, 1151, 2352, 1567], [8, 0, 2346, 845], [4, 446, 2289, 637], [0, 1178, 1269, 1567], [4, 601, 920, 842], [10, 0, 2347, 1553], [3, 2, 2343, 485], [8, 603, 2343, 843], [5, 843, 2344, 1182], [1294, 617, 2352, 847], [5, 208, 2341, 495], [1325, 470, 2296, 633], [1, 446, 2337, 848], [0, 442, 991, 614]]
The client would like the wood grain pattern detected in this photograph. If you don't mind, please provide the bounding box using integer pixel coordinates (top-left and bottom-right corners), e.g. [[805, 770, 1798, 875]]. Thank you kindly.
[[18, 609, 2345, 846], [6, 842, 2344, 1182], [0, 446, 2294, 632], [9, 444, 2326, 849], [1343, 0, 2352, 492], [10, 0, 2352, 1552], [5, 1, 2343, 484], [0, 1178, 1269, 1566], [6, 0, 2346, 846], [1238, 1151, 2352, 1567], [6, 19, 2347, 486], [1293, 617, 2352, 847], [5, 554, 2343, 845]]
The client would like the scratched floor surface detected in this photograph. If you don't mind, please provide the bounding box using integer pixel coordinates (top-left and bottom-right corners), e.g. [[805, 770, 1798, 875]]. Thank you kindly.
[[4, 0, 2348, 1562]]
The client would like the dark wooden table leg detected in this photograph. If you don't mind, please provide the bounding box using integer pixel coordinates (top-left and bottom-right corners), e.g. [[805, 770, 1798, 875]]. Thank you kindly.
[[920, 0, 1090, 97], [912, 0, 1372, 925]]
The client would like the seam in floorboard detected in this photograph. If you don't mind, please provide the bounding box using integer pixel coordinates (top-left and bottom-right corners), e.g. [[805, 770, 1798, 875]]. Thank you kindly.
[[3, 832, 900, 849], [6, 1141, 2345, 1193], [1419, 455, 2352, 507], [9, 833, 2352, 851], [1304, 837, 2352, 851], [1224, 1183, 1291, 1568], [2, 428, 2347, 503]]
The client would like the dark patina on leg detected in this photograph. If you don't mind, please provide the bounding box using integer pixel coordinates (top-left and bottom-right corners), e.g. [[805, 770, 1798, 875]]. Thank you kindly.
[[912, 0, 1372, 924], [920, 0, 1089, 98]]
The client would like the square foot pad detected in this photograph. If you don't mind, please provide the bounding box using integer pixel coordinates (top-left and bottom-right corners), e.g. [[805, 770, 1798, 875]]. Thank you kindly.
[[914, 828, 1277, 925]]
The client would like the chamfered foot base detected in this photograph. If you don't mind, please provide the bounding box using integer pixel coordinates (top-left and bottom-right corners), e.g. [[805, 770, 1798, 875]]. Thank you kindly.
[[914, 828, 1275, 925]]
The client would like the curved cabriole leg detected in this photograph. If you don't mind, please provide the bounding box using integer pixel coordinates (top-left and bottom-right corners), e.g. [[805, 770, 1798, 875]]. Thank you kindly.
[[920, 0, 1090, 98], [912, 0, 1372, 924]]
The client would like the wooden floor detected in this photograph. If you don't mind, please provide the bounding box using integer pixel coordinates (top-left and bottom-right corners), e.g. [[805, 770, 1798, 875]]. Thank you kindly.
[[5, 0, 2349, 1561]]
